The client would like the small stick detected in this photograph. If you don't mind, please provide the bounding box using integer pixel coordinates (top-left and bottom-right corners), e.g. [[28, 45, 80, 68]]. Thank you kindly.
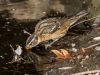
[[23, 30, 31, 35], [71, 70, 100, 75], [10, 44, 17, 55], [70, 15, 100, 28], [9, 45, 24, 61], [84, 42, 100, 50]]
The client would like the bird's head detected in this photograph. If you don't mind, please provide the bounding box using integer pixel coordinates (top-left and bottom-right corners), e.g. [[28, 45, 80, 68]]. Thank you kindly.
[[25, 34, 39, 50]]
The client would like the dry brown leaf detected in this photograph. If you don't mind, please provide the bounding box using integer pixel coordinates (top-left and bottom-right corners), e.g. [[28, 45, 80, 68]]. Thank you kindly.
[[77, 55, 84, 59], [77, 47, 85, 55], [51, 49, 71, 59], [51, 50, 64, 58], [82, 47, 85, 53], [96, 27, 100, 30], [60, 49, 71, 58]]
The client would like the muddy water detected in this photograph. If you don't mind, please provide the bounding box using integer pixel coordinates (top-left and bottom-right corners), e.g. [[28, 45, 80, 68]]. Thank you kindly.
[[0, 10, 37, 75], [0, 0, 91, 75]]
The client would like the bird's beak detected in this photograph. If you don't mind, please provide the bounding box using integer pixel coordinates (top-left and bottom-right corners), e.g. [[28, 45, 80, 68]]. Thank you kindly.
[[25, 46, 32, 51]]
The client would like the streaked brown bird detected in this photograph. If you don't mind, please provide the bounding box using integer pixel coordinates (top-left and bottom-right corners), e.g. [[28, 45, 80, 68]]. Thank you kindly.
[[26, 11, 88, 50]]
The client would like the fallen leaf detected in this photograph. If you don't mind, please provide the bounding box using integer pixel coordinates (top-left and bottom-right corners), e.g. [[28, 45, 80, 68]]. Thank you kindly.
[[8, 45, 24, 63], [96, 27, 100, 30], [15, 46, 22, 55], [51, 49, 71, 59], [95, 46, 100, 51], [60, 49, 71, 58], [71, 43, 76, 47], [51, 50, 64, 58], [77, 55, 84, 59], [77, 47, 85, 55], [93, 36, 100, 41], [72, 48, 78, 52]]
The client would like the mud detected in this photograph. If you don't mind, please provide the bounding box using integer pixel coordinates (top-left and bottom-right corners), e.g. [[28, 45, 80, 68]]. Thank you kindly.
[[1, 0, 99, 75]]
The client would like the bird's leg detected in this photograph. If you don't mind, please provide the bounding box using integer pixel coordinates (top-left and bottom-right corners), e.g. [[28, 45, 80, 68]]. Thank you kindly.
[[23, 30, 31, 35], [45, 39, 58, 49]]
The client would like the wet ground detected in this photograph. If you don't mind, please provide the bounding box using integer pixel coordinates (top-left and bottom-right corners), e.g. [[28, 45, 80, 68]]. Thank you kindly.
[[0, 10, 37, 75], [1, 0, 99, 75]]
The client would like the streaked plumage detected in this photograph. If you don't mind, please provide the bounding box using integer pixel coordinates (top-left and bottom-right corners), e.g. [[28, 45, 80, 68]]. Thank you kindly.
[[26, 11, 88, 49]]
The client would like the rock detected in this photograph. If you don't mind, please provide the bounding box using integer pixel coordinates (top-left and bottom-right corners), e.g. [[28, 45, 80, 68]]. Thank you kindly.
[[88, 0, 100, 24]]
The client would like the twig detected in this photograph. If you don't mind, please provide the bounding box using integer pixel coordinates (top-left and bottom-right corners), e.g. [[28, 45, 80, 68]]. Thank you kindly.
[[70, 15, 100, 28], [71, 70, 100, 75], [7, 45, 24, 64], [10, 44, 17, 55], [84, 42, 100, 50], [10, 44, 23, 58], [23, 30, 31, 35]]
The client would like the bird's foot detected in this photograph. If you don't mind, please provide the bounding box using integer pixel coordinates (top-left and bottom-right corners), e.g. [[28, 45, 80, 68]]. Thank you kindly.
[[45, 39, 58, 50], [45, 44, 51, 50]]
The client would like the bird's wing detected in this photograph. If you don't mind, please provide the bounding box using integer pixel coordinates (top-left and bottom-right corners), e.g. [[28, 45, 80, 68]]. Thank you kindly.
[[34, 17, 66, 36]]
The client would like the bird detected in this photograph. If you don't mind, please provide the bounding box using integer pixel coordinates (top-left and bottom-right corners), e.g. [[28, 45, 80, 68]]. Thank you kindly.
[[25, 11, 88, 50]]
